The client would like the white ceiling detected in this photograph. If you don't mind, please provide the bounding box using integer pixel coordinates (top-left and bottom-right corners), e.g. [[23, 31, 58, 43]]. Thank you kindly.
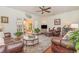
[[8, 6, 79, 16]]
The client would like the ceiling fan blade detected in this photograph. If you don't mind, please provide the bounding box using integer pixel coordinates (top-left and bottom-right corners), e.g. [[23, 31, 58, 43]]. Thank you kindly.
[[47, 7, 51, 9], [39, 7, 43, 10], [42, 6, 45, 8], [36, 10, 41, 12], [45, 7, 51, 10], [41, 11, 44, 14], [37, 6, 51, 14], [45, 10, 51, 13]]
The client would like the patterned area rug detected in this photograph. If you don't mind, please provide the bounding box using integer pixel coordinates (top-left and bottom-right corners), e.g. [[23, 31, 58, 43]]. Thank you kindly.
[[23, 35, 52, 53]]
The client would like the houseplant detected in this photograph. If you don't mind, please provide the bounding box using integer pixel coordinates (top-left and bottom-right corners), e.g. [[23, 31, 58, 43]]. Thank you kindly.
[[34, 28, 40, 34], [69, 30, 79, 52], [14, 31, 23, 40]]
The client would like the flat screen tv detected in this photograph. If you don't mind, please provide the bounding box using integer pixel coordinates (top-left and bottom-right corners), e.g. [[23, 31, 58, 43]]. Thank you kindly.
[[41, 25, 47, 29]]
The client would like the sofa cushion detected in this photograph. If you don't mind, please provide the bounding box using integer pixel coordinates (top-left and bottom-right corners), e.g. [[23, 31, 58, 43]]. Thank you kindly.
[[0, 45, 5, 53], [4, 32, 11, 38], [62, 31, 73, 40], [61, 40, 75, 49], [52, 39, 61, 45], [6, 41, 24, 53], [4, 38, 14, 44]]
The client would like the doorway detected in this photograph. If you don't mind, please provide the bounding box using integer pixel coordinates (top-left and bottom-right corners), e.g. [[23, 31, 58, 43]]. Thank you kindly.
[[23, 19, 33, 34]]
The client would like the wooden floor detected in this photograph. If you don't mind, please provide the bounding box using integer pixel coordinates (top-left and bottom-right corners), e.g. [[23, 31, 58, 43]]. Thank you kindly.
[[44, 36, 63, 53], [44, 46, 52, 53]]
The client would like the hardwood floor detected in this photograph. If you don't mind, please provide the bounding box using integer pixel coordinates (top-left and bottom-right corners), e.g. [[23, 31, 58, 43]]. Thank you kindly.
[[44, 36, 63, 53], [44, 46, 52, 53]]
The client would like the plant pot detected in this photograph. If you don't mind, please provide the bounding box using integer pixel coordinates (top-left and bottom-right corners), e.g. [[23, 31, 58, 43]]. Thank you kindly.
[[14, 32, 23, 40], [16, 36, 21, 40]]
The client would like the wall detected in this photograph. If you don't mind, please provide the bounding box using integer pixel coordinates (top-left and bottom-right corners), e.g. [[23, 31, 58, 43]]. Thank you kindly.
[[41, 10, 79, 30], [0, 7, 40, 37], [0, 7, 26, 37], [1, 7, 79, 36]]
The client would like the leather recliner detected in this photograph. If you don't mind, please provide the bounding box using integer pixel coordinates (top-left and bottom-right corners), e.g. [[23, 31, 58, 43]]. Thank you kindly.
[[0, 32, 24, 53]]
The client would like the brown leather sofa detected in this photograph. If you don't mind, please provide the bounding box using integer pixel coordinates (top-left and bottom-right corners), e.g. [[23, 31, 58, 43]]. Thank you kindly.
[[51, 39, 76, 53], [6, 41, 24, 53], [0, 40, 24, 53], [0, 41, 24, 53], [0, 32, 24, 53]]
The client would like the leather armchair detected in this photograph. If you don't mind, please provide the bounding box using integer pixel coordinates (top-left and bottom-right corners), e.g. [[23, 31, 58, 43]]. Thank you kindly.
[[3, 32, 24, 53], [6, 41, 24, 53], [52, 27, 61, 36], [48, 27, 61, 37], [0, 40, 24, 53]]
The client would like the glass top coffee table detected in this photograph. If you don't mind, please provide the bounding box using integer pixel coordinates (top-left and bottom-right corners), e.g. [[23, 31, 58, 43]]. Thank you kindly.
[[23, 35, 39, 46]]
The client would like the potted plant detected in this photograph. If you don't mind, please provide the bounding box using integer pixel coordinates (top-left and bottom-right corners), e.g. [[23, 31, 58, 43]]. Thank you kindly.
[[14, 31, 23, 40], [69, 30, 79, 52], [34, 28, 40, 34]]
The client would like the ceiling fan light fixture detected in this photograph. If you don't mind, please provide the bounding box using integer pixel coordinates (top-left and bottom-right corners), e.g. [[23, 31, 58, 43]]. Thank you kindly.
[[37, 6, 51, 14]]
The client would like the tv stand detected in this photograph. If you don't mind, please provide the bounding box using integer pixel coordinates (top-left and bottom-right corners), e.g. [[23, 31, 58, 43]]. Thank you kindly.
[[41, 29, 47, 34], [41, 25, 47, 34]]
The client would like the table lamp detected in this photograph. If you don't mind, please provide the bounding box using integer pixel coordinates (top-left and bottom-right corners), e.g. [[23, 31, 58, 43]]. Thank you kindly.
[[70, 24, 79, 31]]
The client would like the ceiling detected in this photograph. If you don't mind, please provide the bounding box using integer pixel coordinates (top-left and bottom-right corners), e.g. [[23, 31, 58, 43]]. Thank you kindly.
[[8, 6, 79, 16]]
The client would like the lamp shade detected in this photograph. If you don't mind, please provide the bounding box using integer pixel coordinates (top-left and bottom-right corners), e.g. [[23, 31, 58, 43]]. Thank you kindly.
[[70, 24, 79, 28]]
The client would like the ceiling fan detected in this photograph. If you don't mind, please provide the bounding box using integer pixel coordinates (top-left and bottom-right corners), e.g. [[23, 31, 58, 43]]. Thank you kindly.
[[37, 6, 51, 14]]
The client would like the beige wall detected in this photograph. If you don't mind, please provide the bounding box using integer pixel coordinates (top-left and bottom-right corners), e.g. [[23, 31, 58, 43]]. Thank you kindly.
[[0, 7, 79, 36], [0, 7, 41, 37], [39, 10, 79, 30]]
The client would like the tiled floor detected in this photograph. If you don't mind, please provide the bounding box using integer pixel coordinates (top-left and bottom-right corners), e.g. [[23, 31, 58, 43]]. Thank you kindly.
[[23, 35, 53, 53]]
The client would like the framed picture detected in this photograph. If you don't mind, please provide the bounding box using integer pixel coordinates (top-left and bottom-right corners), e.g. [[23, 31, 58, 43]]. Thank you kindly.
[[54, 19, 61, 25], [1, 16, 8, 23]]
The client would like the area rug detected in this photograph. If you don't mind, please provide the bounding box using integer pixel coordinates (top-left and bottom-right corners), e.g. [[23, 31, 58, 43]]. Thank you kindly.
[[23, 35, 52, 53]]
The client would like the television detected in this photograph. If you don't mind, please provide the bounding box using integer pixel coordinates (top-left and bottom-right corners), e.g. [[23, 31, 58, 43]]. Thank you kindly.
[[41, 25, 47, 29]]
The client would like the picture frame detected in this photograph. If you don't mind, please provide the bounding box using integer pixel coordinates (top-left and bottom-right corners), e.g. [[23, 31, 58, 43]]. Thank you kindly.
[[54, 19, 61, 25], [1, 16, 9, 23]]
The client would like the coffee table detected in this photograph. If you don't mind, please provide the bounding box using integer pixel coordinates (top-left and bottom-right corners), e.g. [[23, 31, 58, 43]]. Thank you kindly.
[[24, 36, 39, 46]]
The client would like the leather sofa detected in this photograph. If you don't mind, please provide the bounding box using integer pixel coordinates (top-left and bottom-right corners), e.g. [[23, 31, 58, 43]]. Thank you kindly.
[[0, 32, 24, 53], [0, 41, 24, 53], [51, 39, 76, 53], [6, 41, 24, 53]]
